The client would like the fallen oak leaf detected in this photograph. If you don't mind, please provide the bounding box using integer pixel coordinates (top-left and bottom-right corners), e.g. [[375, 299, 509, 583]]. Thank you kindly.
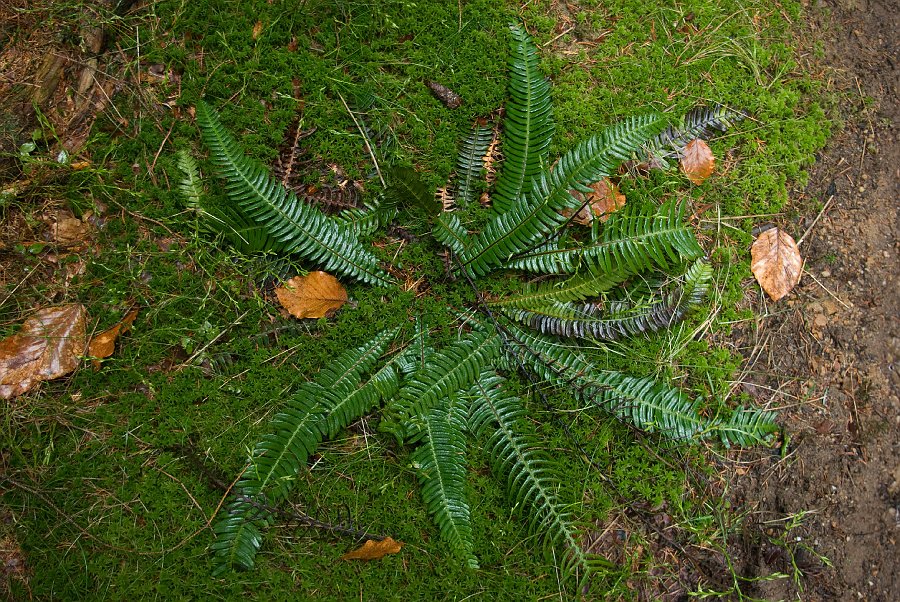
[[0, 304, 88, 399], [88, 309, 139, 370], [340, 537, 403, 561], [680, 139, 715, 184], [275, 272, 348, 319], [750, 227, 803, 301]]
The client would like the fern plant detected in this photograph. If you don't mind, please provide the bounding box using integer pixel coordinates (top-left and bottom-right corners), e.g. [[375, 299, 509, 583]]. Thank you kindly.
[[189, 22, 777, 592]]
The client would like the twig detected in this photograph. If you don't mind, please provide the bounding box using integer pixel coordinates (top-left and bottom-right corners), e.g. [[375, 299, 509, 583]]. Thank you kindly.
[[149, 121, 175, 174], [109, 199, 175, 234], [803, 269, 851, 310], [173, 310, 250, 371], [337, 91, 384, 188], [159, 468, 210, 523], [2, 476, 147, 555], [797, 195, 834, 246], [0, 263, 42, 309], [542, 26, 575, 47]]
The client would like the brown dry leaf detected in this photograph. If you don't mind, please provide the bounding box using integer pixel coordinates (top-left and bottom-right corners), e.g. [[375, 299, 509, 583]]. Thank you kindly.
[[51, 215, 93, 248], [275, 272, 348, 319], [482, 135, 501, 187], [251, 20, 263, 40], [565, 178, 626, 225], [88, 309, 139, 370], [0, 304, 88, 399], [751, 228, 803, 301], [436, 186, 455, 212], [340, 537, 403, 561], [680, 139, 715, 184]]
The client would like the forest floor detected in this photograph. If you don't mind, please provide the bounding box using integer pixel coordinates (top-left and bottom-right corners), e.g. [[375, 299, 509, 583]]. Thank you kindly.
[[1, 0, 897, 600]]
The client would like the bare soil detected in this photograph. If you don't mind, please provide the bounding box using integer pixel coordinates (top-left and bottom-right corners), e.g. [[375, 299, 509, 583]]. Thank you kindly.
[[725, 0, 899, 599]]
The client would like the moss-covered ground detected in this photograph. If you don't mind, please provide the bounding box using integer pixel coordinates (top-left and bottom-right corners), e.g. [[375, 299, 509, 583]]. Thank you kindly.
[[1, 0, 833, 599]]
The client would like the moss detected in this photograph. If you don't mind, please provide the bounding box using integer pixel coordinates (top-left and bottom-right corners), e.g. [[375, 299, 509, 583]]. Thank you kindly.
[[1, 0, 834, 598]]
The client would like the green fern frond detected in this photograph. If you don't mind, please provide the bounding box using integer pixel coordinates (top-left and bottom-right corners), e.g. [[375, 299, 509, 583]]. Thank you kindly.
[[384, 166, 439, 215], [195, 101, 393, 286], [336, 198, 395, 237], [502, 240, 573, 274], [714, 406, 778, 447], [497, 322, 707, 439], [433, 213, 472, 255], [507, 201, 704, 275], [317, 327, 398, 394], [176, 148, 284, 253], [396, 316, 435, 376], [176, 150, 203, 211], [456, 125, 495, 207], [578, 370, 707, 440], [460, 115, 666, 276], [491, 265, 638, 309], [382, 331, 500, 442], [409, 396, 478, 568], [468, 369, 598, 583], [211, 330, 397, 574], [504, 259, 712, 340], [645, 104, 745, 166], [491, 23, 554, 214]]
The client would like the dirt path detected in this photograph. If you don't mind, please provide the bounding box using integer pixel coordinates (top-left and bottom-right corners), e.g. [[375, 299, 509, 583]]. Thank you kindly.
[[729, 0, 898, 599]]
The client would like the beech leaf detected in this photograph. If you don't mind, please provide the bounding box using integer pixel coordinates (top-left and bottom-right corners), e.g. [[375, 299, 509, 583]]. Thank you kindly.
[[0, 304, 88, 399], [340, 537, 403, 561], [751, 227, 803, 301], [275, 272, 348, 319], [564, 178, 626, 225], [680, 139, 715, 184], [88, 309, 139, 369]]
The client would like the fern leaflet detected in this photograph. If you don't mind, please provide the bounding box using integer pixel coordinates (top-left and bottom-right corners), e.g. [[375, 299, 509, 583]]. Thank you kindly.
[[195, 101, 393, 286], [491, 24, 554, 214], [211, 330, 397, 574], [468, 369, 600, 583], [409, 396, 478, 568]]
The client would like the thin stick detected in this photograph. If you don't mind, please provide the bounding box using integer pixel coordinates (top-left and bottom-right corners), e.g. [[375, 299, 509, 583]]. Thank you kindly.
[[150, 122, 175, 174], [803, 270, 852, 310], [542, 26, 575, 47], [109, 199, 175, 234], [0, 263, 42, 309], [337, 91, 384, 187], [160, 468, 210, 523], [174, 310, 250, 371], [797, 195, 834, 246]]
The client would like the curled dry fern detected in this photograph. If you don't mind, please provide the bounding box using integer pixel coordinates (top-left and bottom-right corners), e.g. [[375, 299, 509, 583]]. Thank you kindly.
[[189, 22, 777, 592]]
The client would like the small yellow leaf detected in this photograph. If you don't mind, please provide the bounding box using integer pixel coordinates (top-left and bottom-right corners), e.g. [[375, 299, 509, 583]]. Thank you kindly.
[[251, 20, 263, 40], [0, 304, 88, 399], [750, 228, 803, 302], [275, 272, 348, 319], [680, 139, 715, 184], [88, 309, 139, 369], [340, 537, 403, 561]]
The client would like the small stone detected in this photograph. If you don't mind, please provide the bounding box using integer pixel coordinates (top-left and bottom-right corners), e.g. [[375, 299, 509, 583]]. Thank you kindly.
[[822, 269, 832, 277]]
